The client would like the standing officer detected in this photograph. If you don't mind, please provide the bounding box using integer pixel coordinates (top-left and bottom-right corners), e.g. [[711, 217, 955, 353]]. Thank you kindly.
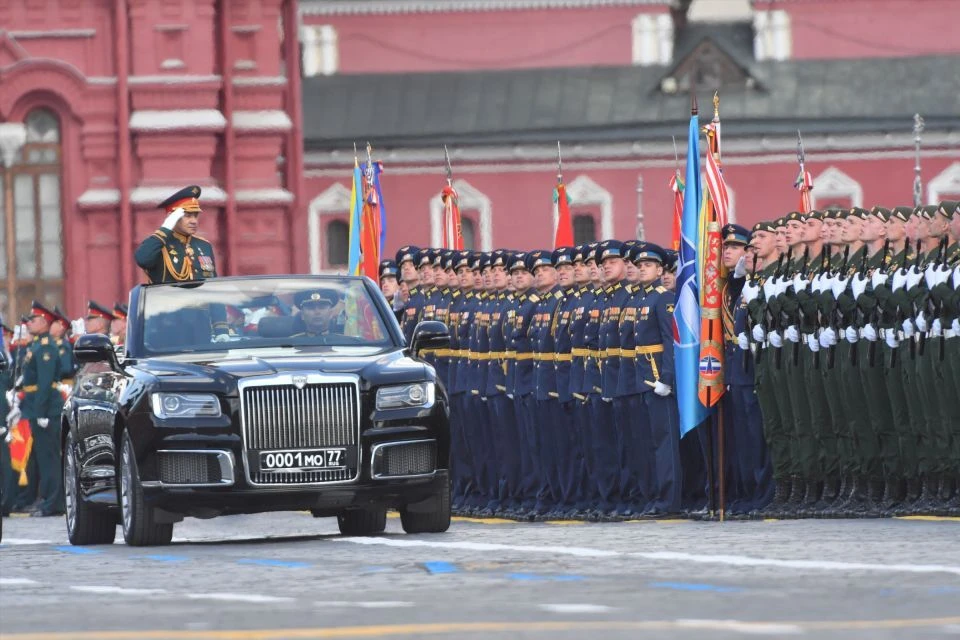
[[17, 302, 64, 517], [85, 301, 114, 336], [135, 186, 218, 284], [111, 304, 128, 347], [396, 246, 423, 343], [50, 307, 77, 400], [379, 259, 401, 318]]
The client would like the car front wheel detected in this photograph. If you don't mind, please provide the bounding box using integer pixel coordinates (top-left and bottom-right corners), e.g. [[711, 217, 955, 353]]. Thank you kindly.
[[400, 471, 451, 534], [337, 506, 387, 536], [120, 432, 173, 546], [65, 431, 116, 545]]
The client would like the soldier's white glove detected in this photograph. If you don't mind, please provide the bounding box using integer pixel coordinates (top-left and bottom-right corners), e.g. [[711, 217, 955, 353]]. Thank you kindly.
[[862, 323, 878, 342], [905, 266, 923, 290], [902, 318, 915, 339], [742, 281, 760, 304], [784, 325, 800, 343], [923, 263, 942, 289], [4, 389, 15, 407], [952, 319, 960, 335], [953, 265, 960, 289], [851, 273, 869, 299], [752, 324, 766, 343], [819, 327, 838, 348], [212, 334, 233, 343], [831, 276, 849, 298], [161, 207, 185, 231], [807, 333, 820, 352], [891, 268, 908, 292], [653, 381, 672, 397], [737, 332, 750, 350], [37, 417, 49, 428], [885, 330, 899, 349], [767, 331, 783, 348], [930, 318, 942, 338], [762, 278, 778, 300], [871, 270, 888, 289], [934, 265, 952, 287], [844, 326, 859, 343], [733, 255, 748, 279], [71, 318, 86, 337], [915, 313, 928, 333], [792, 274, 808, 293], [821, 272, 836, 294], [6, 405, 21, 428]]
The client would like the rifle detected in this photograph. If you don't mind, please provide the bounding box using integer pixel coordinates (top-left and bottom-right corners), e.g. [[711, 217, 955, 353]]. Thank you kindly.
[[849, 247, 868, 367], [827, 245, 850, 369], [917, 236, 947, 357], [890, 237, 910, 368], [792, 245, 810, 365], [909, 238, 922, 359], [772, 248, 792, 369], [813, 248, 828, 369], [868, 238, 890, 367], [935, 235, 949, 362]]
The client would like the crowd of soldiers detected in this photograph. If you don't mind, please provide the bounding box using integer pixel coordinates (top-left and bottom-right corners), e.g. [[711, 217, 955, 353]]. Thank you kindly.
[[379, 199, 960, 521], [1, 302, 127, 517]]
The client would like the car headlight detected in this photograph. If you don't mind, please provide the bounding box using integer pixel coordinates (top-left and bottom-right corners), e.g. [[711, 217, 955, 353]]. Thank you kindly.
[[151, 393, 222, 419], [375, 382, 435, 410]]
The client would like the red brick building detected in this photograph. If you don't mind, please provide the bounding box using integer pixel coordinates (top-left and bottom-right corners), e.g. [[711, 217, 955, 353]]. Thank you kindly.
[[0, 0, 304, 322], [299, 0, 960, 271]]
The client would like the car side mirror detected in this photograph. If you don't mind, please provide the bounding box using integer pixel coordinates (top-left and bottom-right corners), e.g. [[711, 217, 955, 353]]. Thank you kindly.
[[74, 333, 122, 370], [409, 321, 450, 357]]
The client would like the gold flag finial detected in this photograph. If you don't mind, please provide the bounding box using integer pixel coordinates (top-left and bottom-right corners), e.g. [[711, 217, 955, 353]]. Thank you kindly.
[[713, 92, 720, 119]]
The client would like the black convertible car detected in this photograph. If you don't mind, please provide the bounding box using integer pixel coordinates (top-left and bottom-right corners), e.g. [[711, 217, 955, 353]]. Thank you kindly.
[[63, 275, 451, 546]]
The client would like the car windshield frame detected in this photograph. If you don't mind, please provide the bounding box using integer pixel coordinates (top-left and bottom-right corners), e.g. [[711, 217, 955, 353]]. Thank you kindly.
[[129, 275, 402, 359]]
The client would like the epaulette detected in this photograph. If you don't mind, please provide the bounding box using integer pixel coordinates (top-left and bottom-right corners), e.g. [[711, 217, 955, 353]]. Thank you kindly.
[[656, 286, 667, 293], [604, 286, 615, 294], [451, 290, 461, 298], [529, 294, 540, 303], [410, 287, 420, 296], [624, 284, 635, 295], [41, 337, 49, 345]]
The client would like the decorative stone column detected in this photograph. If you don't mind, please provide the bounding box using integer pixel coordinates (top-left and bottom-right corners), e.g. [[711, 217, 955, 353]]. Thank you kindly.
[[0, 122, 27, 323]]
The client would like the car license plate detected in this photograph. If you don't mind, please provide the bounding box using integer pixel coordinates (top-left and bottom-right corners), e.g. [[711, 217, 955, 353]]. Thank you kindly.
[[259, 448, 347, 472]]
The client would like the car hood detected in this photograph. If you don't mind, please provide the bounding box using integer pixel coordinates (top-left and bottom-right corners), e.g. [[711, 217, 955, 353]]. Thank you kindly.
[[135, 347, 429, 394]]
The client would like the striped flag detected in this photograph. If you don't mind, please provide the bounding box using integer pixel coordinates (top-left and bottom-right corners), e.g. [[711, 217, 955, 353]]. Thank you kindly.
[[669, 173, 684, 251], [441, 184, 463, 250], [674, 109, 710, 437], [553, 181, 574, 248], [359, 161, 383, 280], [795, 168, 814, 213], [347, 159, 363, 276]]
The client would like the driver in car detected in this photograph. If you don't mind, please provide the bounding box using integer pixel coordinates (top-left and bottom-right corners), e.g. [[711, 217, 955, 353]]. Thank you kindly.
[[292, 289, 343, 337]]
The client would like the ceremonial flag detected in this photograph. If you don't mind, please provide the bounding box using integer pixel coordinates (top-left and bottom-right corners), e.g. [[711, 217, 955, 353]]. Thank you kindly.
[[347, 158, 363, 276], [359, 160, 382, 280], [669, 172, 684, 251], [375, 164, 388, 255], [697, 108, 731, 408], [9, 418, 32, 486], [674, 103, 710, 437], [553, 181, 574, 248], [441, 184, 463, 250]]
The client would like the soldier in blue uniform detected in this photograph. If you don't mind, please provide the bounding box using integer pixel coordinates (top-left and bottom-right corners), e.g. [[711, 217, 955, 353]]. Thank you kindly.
[[595, 240, 631, 516], [448, 252, 478, 510], [469, 253, 496, 514], [135, 185, 218, 284], [396, 246, 424, 343], [17, 302, 65, 516], [629, 243, 681, 516], [378, 259, 401, 319]]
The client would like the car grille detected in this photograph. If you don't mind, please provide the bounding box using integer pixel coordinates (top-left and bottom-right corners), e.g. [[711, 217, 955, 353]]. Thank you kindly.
[[373, 441, 437, 478], [158, 452, 224, 485], [241, 382, 360, 485]]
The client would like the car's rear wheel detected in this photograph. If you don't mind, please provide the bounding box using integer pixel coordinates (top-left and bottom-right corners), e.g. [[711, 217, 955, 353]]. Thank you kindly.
[[64, 431, 116, 545], [120, 432, 173, 546], [337, 505, 387, 536], [400, 471, 451, 534]]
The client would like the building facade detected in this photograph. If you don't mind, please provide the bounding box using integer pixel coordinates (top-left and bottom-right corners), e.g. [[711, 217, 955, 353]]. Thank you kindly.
[[0, 0, 304, 322], [300, 0, 960, 271]]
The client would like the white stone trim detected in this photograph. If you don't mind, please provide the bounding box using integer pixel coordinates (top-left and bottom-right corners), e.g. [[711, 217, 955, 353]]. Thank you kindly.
[[10, 29, 96, 39], [429, 179, 492, 251], [233, 76, 287, 86], [87, 76, 118, 85], [161, 59, 186, 70], [301, 0, 669, 16], [563, 175, 614, 240], [928, 162, 960, 204], [235, 189, 294, 205], [308, 182, 353, 273], [129, 109, 226, 132], [128, 75, 221, 85], [810, 166, 863, 209], [77, 188, 120, 207], [232, 110, 293, 131], [131, 186, 227, 206], [304, 130, 960, 167]]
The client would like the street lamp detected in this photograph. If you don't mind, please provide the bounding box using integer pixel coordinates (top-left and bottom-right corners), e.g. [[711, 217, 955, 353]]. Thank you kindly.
[[0, 122, 27, 324]]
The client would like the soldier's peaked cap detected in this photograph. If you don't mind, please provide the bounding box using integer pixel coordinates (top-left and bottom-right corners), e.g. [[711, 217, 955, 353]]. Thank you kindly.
[[663, 249, 679, 272], [508, 252, 529, 272], [395, 246, 420, 266], [526, 250, 554, 272], [596, 240, 624, 263], [752, 221, 777, 234], [86, 300, 115, 321], [29, 300, 57, 324], [113, 303, 128, 319], [52, 306, 70, 325], [891, 206, 913, 222], [552, 247, 574, 265], [939, 200, 959, 218], [158, 185, 202, 213], [294, 288, 341, 307], [632, 242, 667, 264], [722, 223, 750, 245], [379, 260, 399, 279]]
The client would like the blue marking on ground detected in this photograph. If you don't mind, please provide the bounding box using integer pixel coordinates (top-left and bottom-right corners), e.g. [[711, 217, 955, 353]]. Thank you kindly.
[[236, 558, 311, 568], [506, 573, 585, 582], [928, 586, 960, 595], [423, 561, 459, 574], [649, 581, 743, 593], [136, 554, 188, 563], [55, 546, 104, 555]]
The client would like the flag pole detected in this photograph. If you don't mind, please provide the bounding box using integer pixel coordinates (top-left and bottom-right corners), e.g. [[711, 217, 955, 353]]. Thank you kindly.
[[713, 92, 726, 523]]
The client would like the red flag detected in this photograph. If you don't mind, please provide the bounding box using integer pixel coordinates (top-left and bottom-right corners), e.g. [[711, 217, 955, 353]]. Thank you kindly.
[[9, 418, 33, 486], [441, 185, 463, 250], [669, 173, 685, 251], [795, 169, 814, 213], [553, 182, 574, 248], [359, 163, 381, 279]]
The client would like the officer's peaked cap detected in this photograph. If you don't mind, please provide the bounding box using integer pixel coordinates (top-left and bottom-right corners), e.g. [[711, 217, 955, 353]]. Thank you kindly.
[[158, 185, 202, 213]]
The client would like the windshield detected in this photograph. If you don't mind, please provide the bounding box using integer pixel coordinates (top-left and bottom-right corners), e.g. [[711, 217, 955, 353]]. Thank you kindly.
[[139, 277, 394, 356]]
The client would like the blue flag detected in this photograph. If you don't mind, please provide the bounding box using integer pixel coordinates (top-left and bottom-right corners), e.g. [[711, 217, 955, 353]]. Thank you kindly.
[[673, 111, 710, 437], [347, 162, 363, 276]]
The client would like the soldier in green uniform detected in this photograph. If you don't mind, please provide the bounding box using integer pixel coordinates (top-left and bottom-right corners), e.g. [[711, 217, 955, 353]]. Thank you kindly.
[[17, 302, 64, 516], [1, 323, 17, 517], [135, 185, 218, 284], [50, 307, 77, 400]]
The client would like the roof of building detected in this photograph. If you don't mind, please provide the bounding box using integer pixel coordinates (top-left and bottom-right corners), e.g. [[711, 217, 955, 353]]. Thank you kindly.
[[302, 54, 960, 150]]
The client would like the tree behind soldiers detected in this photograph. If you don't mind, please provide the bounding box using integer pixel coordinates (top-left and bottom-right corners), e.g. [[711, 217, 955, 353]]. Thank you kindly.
[[18, 302, 64, 516]]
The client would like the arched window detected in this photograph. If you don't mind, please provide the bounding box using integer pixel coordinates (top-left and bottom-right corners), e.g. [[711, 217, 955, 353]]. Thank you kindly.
[[461, 217, 476, 251], [325, 219, 349, 267], [2, 108, 64, 319], [573, 214, 596, 244]]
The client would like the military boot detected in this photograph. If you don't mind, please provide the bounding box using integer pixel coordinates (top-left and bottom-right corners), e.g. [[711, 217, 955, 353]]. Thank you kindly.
[[864, 478, 886, 517], [914, 473, 938, 515], [829, 474, 852, 516], [760, 478, 791, 518], [838, 475, 869, 517], [799, 480, 822, 518], [947, 476, 960, 516], [936, 475, 956, 516], [894, 477, 922, 516], [814, 476, 840, 517], [778, 475, 805, 519], [879, 477, 906, 515]]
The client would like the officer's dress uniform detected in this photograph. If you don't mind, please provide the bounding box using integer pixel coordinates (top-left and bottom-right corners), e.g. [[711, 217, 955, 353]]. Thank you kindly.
[[134, 186, 218, 284], [506, 255, 539, 511], [19, 303, 64, 516]]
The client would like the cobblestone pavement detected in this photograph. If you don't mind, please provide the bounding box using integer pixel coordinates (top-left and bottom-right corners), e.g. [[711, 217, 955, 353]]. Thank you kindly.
[[1, 513, 959, 639]]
